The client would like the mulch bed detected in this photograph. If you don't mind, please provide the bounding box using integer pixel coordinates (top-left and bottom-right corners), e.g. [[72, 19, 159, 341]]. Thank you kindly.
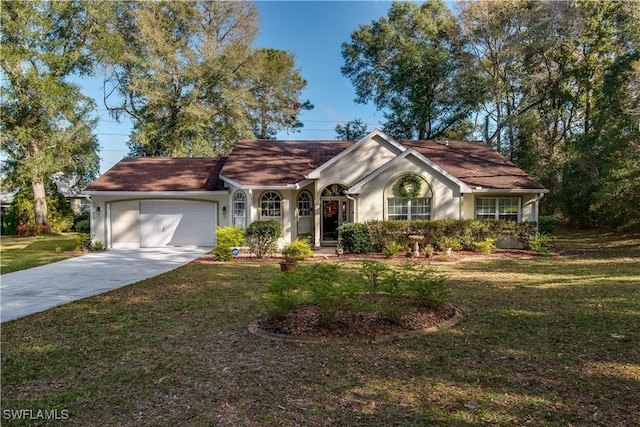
[[252, 302, 459, 341]]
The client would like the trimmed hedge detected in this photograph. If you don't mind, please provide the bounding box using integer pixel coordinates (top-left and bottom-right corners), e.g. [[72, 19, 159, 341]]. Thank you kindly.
[[341, 219, 536, 253]]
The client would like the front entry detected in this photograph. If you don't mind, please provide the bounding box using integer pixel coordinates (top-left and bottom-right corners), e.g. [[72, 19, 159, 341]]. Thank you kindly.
[[320, 184, 351, 244]]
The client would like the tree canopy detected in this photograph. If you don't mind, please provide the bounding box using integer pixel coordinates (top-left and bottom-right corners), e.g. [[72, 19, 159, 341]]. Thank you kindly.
[[341, 0, 484, 140], [343, 0, 640, 230], [335, 119, 369, 141], [1, 0, 100, 227], [97, 1, 313, 156]]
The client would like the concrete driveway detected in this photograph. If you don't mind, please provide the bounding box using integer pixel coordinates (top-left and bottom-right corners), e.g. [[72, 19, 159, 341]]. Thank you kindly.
[[0, 248, 209, 322]]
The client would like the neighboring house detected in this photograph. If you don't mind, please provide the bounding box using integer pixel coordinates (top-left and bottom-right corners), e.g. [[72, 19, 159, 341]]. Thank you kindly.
[[84, 130, 547, 249]]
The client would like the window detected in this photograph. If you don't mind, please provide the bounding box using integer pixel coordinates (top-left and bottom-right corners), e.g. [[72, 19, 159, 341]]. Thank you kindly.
[[476, 197, 520, 221], [297, 191, 313, 235], [298, 192, 313, 217], [232, 191, 246, 228], [321, 183, 347, 197], [260, 191, 281, 220], [387, 198, 431, 220]]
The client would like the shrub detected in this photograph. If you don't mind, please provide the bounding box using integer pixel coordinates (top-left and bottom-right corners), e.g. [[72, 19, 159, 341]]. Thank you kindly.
[[74, 233, 91, 251], [360, 260, 391, 294], [338, 222, 372, 253], [473, 238, 496, 254], [245, 220, 281, 258], [264, 270, 305, 319], [528, 233, 553, 255], [74, 211, 90, 232], [213, 245, 233, 261], [74, 219, 90, 233], [217, 226, 245, 247], [262, 261, 452, 327], [382, 242, 404, 258], [91, 240, 105, 251], [438, 236, 462, 251], [366, 219, 535, 252], [538, 216, 561, 234], [281, 239, 313, 262], [17, 224, 50, 237], [400, 263, 452, 309], [424, 244, 435, 258], [304, 263, 344, 326]]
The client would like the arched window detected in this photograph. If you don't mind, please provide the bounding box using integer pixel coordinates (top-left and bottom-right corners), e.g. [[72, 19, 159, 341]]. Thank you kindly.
[[297, 191, 313, 234], [232, 191, 246, 228], [260, 191, 282, 220], [321, 183, 347, 197], [386, 175, 432, 220]]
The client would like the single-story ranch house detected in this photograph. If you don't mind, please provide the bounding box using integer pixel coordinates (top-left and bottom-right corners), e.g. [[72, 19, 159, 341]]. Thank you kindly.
[[84, 130, 547, 249]]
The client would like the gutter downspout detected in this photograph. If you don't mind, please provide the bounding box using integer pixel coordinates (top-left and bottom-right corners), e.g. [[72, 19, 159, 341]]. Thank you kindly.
[[533, 192, 545, 235], [345, 193, 357, 224]]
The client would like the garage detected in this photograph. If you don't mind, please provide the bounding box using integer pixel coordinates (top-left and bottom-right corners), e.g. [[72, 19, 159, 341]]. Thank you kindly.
[[110, 200, 217, 248]]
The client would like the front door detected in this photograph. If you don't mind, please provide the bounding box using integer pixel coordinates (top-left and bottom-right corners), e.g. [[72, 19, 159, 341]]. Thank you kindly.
[[322, 200, 340, 241], [321, 199, 350, 242]]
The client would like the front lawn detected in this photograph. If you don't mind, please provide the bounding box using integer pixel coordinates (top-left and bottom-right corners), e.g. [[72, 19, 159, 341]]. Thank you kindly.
[[0, 234, 84, 274], [1, 229, 639, 426]]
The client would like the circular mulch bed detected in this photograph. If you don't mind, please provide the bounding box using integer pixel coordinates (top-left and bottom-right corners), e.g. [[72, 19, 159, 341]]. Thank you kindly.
[[248, 303, 462, 343]]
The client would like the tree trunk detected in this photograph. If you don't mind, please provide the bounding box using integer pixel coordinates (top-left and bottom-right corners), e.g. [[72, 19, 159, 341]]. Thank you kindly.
[[32, 179, 50, 228]]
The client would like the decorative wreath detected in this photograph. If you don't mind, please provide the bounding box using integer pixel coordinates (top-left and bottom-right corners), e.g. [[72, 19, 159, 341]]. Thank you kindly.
[[399, 174, 422, 198], [324, 201, 338, 217]]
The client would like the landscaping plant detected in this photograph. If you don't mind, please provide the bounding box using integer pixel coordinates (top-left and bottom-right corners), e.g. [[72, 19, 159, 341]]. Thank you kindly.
[[245, 220, 281, 258], [281, 239, 313, 263], [338, 222, 372, 253]]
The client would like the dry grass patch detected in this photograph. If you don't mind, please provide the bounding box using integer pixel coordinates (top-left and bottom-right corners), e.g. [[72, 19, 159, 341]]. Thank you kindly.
[[1, 229, 639, 426]]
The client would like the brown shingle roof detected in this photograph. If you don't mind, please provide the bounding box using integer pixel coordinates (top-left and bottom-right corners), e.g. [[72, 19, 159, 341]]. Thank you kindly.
[[401, 140, 545, 190], [220, 140, 355, 186], [86, 138, 545, 193], [84, 157, 226, 192]]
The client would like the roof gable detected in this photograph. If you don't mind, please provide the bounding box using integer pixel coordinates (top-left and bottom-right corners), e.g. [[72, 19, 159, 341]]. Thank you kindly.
[[306, 129, 404, 179], [348, 148, 473, 194], [84, 157, 226, 192]]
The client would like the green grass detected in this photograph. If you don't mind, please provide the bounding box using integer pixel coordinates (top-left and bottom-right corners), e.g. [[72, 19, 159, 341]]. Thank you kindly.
[[1, 229, 639, 426], [0, 234, 84, 274]]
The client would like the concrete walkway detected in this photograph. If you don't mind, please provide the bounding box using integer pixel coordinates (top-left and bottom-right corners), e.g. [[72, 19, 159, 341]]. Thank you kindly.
[[0, 248, 209, 323]]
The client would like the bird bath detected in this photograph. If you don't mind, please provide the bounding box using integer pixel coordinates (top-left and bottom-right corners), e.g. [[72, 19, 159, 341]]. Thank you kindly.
[[408, 234, 424, 257]]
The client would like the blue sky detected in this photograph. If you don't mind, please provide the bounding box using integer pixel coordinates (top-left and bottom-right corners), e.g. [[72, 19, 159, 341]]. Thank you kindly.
[[87, 1, 397, 173]]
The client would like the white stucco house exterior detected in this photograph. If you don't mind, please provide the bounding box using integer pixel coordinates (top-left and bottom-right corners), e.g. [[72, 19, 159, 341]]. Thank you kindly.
[[84, 130, 547, 249]]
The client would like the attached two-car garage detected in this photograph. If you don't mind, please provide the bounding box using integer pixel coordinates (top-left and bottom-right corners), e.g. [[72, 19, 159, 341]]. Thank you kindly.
[[110, 200, 217, 248]]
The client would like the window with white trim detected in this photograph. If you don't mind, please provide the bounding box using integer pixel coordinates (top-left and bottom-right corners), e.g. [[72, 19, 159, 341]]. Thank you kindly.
[[476, 197, 520, 221], [260, 191, 282, 220], [232, 191, 246, 228], [387, 198, 431, 220], [298, 192, 312, 217], [297, 191, 313, 234]]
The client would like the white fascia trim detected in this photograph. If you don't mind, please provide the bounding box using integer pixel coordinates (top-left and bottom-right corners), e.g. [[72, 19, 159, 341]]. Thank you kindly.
[[83, 190, 229, 197], [306, 129, 405, 179], [469, 188, 550, 194], [220, 174, 301, 191], [295, 179, 314, 190], [348, 148, 473, 194], [219, 174, 243, 189]]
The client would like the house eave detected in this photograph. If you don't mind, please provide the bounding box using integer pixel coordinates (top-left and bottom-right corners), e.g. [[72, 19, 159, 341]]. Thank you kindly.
[[83, 190, 229, 197], [467, 188, 549, 194]]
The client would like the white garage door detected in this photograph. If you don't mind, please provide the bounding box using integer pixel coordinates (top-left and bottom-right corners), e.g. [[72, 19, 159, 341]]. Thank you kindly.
[[139, 201, 216, 247]]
